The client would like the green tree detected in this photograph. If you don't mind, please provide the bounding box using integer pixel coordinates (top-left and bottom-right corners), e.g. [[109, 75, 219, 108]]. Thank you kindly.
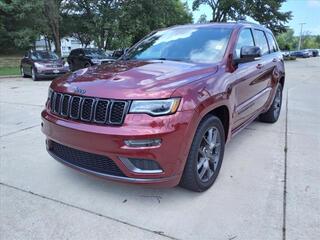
[[43, 0, 63, 56], [120, 0, 193, 46], [276, 28, 297, 50], [198, 14, 208, 23], [0, 0, 43, 52], [192, 0, 292, 33]]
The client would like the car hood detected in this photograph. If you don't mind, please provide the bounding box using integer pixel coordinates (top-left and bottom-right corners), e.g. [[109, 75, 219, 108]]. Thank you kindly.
[[51, 60, 218, 99]]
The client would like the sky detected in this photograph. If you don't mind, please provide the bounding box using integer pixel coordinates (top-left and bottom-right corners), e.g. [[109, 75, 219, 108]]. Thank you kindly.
[[185, 0, 320, 35]]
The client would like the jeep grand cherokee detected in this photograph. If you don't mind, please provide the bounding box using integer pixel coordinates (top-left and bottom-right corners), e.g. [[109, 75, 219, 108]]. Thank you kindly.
[[42, 22, 284, 192]]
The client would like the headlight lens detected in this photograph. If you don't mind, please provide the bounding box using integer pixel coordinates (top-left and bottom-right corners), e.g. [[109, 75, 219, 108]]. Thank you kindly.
[[129, 98, 180, 116], [34, 62, 45, 68]]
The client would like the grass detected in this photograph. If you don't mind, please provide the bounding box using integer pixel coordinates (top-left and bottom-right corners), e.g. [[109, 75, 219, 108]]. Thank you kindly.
[[0, 67, 20, 76], [0, 55, 21, 76]]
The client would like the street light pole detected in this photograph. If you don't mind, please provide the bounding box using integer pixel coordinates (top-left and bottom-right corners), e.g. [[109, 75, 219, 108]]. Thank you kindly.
[[298, 23, 306, 50]]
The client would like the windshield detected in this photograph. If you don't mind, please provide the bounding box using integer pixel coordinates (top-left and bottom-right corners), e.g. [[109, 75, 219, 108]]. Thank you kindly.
[[31, 51, 59, 60], [84, 49, 109, 58], [125, 27, 232, 63]]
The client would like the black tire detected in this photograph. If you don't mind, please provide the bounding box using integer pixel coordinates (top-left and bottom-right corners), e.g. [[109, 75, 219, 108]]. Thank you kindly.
[[20, 66, 27, 78], [31, 67, 38, 81], [259, 84, 283, 123], [180, 115, 225, 192]]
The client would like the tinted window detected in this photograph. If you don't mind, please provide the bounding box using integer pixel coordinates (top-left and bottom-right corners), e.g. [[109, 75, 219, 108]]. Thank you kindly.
[[234, 28, 255, 59], [266, 32, 278, 53], [253, 30, 269, 55], [84, 49, 108, 58], [126, 27, 232, 63]]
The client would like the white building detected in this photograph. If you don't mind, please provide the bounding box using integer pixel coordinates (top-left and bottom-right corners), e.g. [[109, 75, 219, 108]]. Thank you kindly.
[[35, 36, 96, 57]]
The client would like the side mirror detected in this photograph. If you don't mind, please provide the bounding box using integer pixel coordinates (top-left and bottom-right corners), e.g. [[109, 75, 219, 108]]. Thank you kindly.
[[234, 46, 261, 64]]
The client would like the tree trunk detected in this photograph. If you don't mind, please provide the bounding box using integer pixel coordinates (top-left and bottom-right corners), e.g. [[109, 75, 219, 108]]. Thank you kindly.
[[44, 0, 61, 56]]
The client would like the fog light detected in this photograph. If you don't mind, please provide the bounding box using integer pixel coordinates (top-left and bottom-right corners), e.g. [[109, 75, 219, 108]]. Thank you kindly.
[[124, 139, 161, 147], [119, 157, 163, 174]]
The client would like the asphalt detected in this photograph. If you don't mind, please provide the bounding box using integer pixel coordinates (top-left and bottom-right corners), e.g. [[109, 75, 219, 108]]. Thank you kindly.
[[0, 57, 319, 240]]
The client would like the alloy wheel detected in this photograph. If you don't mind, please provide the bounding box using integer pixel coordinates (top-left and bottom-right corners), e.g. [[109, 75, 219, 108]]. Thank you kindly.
[[197, 127, 221, 182]]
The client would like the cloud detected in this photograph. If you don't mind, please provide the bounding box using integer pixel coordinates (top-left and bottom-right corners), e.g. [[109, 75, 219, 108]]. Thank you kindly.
[[307, 0, 320, 7]]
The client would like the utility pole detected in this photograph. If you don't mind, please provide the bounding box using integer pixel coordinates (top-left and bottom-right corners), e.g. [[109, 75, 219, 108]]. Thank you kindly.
[[298, 23, 306, 50]]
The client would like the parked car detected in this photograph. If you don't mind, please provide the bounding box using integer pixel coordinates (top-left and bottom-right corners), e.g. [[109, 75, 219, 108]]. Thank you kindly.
[[291, 50, 310, 58], [67, 48, 115, 71], [281, 50, 296, 61], [42, 22, 285, 192], [20, 50, 69, 81], [307, 49, 319, 57]]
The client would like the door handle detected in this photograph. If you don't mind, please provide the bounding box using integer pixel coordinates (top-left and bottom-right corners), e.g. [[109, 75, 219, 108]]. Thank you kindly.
[[256, 63, 264, 69]]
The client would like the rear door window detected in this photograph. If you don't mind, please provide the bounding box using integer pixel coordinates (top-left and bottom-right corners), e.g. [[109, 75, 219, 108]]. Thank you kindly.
[[266, 32, 278, 53], [253, 29, 269, 55], [234, 28, 255, 59]]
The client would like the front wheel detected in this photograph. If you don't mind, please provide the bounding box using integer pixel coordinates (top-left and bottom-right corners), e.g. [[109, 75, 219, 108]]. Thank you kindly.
[[180, 115, 225, 192], [31, 68, 38, 81], [259, 84, 283, 123]]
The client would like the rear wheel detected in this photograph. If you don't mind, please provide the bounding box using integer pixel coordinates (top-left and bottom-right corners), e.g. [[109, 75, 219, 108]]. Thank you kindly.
[[180, 115, 225, 192], [259, 84, 282, 123], [20, 66, 27, 78]]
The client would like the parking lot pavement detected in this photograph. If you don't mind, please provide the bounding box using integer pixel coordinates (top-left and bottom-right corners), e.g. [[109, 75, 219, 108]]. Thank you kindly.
[[0, 58, 319, 240]]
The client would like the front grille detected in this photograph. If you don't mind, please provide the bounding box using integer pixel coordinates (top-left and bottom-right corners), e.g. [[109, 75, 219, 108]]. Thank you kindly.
[[50, 141, 126, 177], [49, 91, 129, 125]]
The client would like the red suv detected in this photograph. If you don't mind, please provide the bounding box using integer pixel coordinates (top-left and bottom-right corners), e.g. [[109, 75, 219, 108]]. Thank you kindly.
[[42, 22, 284, 192]]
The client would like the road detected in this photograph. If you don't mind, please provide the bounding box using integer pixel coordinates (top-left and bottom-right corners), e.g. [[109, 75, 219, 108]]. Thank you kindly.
[[0, 57, 319, 240]]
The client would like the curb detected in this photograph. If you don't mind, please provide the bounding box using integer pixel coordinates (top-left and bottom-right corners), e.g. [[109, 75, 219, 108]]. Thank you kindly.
[[0, 75, 20, 79]]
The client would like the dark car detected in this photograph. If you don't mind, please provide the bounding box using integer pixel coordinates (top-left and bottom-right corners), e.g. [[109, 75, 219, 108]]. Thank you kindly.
[[67, 48, 115, 71], [20, 50, 69, 81], [308, 49, 319, 57], [290, 50, 311, 58], [42, 22, 285, 192]]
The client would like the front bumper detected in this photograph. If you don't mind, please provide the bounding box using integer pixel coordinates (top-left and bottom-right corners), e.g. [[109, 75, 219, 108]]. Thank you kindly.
[[41, 109, 196, 187], [37, 70, 69, 79]]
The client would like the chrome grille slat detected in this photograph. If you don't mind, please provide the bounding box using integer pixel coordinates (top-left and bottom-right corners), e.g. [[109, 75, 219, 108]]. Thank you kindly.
[[49, 91, 127, 125], [70, 96, 82, 119], [93, 99, 110, 123], [54, 93, 62, 114], [80, 98, 95, 121], [61, 95, 71, 117], [109, 101, 128, 124]]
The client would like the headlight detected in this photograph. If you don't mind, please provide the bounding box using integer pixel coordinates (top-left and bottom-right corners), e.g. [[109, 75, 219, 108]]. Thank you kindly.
[[34, 62, 45, 68], [64, 61, 69, 67], [129, 98, 180, 116]]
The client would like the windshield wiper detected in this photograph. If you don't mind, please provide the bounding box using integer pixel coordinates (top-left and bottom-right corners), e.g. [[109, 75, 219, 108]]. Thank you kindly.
[[152, 58, 186, 62]]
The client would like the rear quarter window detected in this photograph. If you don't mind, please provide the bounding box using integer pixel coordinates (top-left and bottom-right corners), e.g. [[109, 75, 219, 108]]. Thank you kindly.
[[253, 29, 269, 55], [266, 32, 279, 53]]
